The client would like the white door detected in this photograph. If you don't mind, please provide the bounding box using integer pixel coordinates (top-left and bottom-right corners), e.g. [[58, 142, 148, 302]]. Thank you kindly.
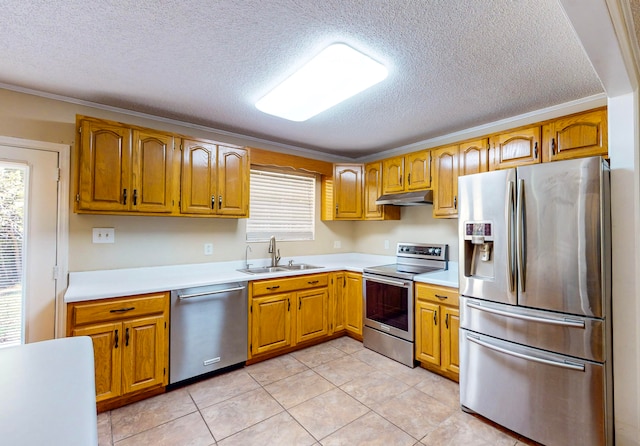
[[0, 144, 59, 345]]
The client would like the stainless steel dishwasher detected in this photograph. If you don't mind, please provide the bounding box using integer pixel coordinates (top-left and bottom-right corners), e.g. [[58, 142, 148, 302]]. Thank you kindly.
[[169, 281, 248, 384]]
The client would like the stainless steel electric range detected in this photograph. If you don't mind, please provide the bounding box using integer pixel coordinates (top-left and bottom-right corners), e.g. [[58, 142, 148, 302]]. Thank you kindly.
[[362, 243, 449, 367]]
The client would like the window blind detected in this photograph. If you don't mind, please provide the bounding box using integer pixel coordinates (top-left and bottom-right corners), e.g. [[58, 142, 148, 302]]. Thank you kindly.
[[247, 168, 315, 242]]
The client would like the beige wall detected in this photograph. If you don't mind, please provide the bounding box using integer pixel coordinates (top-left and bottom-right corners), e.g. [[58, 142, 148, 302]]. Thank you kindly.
[[0, 88, 458, 272]]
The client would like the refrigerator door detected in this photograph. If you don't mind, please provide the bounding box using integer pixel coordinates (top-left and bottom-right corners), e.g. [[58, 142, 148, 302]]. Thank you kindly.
[[516, 157, 608, 317], [460, 330, 611, 446], [458, 169, 517, 305]]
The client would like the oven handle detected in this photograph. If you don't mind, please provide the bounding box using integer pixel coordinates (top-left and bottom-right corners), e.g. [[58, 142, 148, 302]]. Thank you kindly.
[[363, 275, 411, 288]]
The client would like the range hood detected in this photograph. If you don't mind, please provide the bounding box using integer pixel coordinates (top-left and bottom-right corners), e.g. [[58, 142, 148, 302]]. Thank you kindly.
[[375, 189, 434, 206]]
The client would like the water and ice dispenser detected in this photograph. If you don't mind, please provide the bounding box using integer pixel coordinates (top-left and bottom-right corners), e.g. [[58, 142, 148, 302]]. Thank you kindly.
[[463, 221, 494, 279]]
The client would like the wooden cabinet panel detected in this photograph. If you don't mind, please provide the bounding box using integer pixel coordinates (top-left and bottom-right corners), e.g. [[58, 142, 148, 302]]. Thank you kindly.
[[132, 130, 175, 213], [331, 272, 346, 334], [251, 293, 293, 356], [432, 145, 459, 218], [70, 293, 168, 326], [77, 120, 131, 212], [406, 150, 431, 191], [252, 274, 329, 296], [542, 108, 607, 162], [334, 164, 363, 219], [363, 162, 400, 220], [122, 315, 166, 394], [459, 139, 489, 176], [415, 283, 459, 307], [382, 156, 405, 194], [490, 125, 541, 170], [415, 300, 440, 366], [345, 272, 363, 336], [296, 288, 329, 343], [217, 146, 249, 216], [181, 139, 217, 215], [441, 307, 460, 374]]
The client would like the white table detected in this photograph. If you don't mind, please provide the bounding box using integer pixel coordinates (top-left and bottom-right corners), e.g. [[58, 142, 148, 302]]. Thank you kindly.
[[0, 337, 98, 445]]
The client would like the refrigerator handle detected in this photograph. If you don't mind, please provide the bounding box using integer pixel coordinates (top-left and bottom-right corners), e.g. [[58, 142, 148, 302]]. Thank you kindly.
[[507, 180, 515, 292], [516, 178, 526, 292]]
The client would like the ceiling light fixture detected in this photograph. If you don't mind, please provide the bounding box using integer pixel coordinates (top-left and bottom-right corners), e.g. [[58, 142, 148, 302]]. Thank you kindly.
[[255, 43, 388, 122]]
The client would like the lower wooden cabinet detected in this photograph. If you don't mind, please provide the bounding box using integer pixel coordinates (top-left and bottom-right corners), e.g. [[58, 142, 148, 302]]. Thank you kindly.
[[67, 292, 169, 410], [344, 272, 363, 337], [415, 283, 459, 381], [250, 292, 293, 356], [329, 272, 346, 334]]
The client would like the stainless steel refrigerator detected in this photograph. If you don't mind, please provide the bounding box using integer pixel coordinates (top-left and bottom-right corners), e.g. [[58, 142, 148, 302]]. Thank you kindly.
[[458, 156, 612, 446]]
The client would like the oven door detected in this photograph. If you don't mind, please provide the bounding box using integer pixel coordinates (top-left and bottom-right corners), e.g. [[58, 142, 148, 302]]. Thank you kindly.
[[363, 273, 414, 342]]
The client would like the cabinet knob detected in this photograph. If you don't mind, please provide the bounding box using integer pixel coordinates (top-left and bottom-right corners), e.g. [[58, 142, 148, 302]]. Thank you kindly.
[[114, 329, 119, 349], [123, 189, 127, 205], [434, 310, 437, 325]]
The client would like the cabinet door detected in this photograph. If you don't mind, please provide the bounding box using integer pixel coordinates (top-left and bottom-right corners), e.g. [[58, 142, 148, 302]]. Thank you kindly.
[[122, 315, 166, 395], [334, 164, 363, 219], [432, 145, 459, 218], [406, 150, 431, 191], [73, 322, 122, 402], [490, 126, 541, 170], [542, 108, 607, 162], [217, 146, 249, 216], [363, 162, 400, 221], [181, 139, 217, 214], [441, 307, 460, 374], [251, 293, 293, 356], [296, 288, 329, 343], [345, 273, 363, 336], [132, 130, 175, 213], [415, 301, 440, 366], [459, 139, 489, 176], [331, 273, 346, 333], [382, 156, 405, 194], [77, 120, 131, 212]]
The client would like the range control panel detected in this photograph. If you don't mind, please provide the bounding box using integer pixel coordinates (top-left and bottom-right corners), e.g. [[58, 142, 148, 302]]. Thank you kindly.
[[396, 243, 448, 260]]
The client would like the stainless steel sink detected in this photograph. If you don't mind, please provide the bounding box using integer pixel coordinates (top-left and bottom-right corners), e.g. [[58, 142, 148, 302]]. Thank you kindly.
[[237, 264, 323, 274]]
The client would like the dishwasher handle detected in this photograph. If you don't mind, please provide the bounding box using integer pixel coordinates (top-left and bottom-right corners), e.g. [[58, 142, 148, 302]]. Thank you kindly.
[[178, 285, 246, 300]]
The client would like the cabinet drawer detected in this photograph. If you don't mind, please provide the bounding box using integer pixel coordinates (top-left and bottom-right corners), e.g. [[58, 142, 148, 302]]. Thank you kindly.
[[70, 292, 168, 326], [415, 283, 459, 307], [252, 273, 329, 296]]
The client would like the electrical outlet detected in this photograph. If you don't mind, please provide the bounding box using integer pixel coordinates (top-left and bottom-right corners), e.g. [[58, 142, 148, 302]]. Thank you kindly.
[[333, 240, 341, 249], [204, 243, 213, 255], [384, 240, 390, 249], [92, 228, 115, 244]]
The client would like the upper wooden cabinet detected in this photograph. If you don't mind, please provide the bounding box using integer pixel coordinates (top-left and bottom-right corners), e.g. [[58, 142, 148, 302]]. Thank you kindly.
[[542, 107, 608, 162], [334, 164, 363, 219], [459, 138, 489, 176], [382, 150, 431, 194], [432, 145, 459, 219], [180, 140, 249, 217], [76, 118, 176, 214], [489, 125, 541, 170], [363, 162, 401, 221]]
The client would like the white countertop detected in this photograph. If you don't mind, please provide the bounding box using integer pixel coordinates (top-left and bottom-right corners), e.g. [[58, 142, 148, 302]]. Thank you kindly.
[[0, 337, 98, 446], [65, 253, 459, 302]]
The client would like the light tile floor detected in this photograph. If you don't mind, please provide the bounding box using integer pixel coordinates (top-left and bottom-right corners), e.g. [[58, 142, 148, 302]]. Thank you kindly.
[[98, 337, 540, 445]]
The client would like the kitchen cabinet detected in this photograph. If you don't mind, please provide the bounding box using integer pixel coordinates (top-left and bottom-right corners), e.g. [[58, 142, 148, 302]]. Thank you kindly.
[[181, 139, 249, 217], [75, 118, 176, 214], [432, 144, 459, 218], [382, 150, 431, 194], [66, 292, 169, 411], [330, 272, 346, 334], [333, 164, 363, 219], [415, 283, 459, 381], [489, 125, 541, 170], [363, 162, 401, 220], [459, 138, 489, 176], [344, 272, 363, 338], [542, 107, 608, 162], [249, 273, 330, 358]]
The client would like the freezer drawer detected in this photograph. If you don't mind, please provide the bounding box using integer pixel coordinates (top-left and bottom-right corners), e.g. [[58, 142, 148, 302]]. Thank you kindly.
[[460, 296, 605, 362], [460, 330, 611, 446]]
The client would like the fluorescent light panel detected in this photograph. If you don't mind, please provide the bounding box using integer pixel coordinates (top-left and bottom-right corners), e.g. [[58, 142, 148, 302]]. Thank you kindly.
[[255, 43, 388, 121]]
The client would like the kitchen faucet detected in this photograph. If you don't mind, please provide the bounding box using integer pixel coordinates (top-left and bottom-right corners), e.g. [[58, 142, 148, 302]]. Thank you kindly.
[[268, 236, 281, 267], [245, 245, 252, 269]]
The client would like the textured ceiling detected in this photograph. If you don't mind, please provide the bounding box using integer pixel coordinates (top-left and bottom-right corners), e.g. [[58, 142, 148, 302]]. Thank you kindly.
[[0, 0, 603, 158]]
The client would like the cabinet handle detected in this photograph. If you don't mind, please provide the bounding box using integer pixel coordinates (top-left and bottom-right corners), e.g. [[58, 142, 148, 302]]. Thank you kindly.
[[133, 189, 138, 206], [123, 189, 127, 205], [287, 298, 290, 311], [211, 196, 215, 210], [454, 196, 457, 209], [114, 329, 119, 349], [551, 138, 556, 155], [219, 195, 222, 208], [434, 310, 437, 325], [534, 141, 538, 158], [307, 280, 319, 285], [445, 313, 449, 329], [125, 327, 130, 346], [110, 307, 135, 313], [408, 172, 411, 185], [435, 294, 448, 300], [266, 285, 280, 290], [299, 298, 302, 310]]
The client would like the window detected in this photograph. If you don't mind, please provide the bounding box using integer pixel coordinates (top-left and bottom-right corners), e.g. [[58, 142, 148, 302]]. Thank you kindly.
[[246, 168, 315, 241]]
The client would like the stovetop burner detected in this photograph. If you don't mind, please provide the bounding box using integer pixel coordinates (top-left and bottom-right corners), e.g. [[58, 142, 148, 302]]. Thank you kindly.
[[363, 243, 449, 280]]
